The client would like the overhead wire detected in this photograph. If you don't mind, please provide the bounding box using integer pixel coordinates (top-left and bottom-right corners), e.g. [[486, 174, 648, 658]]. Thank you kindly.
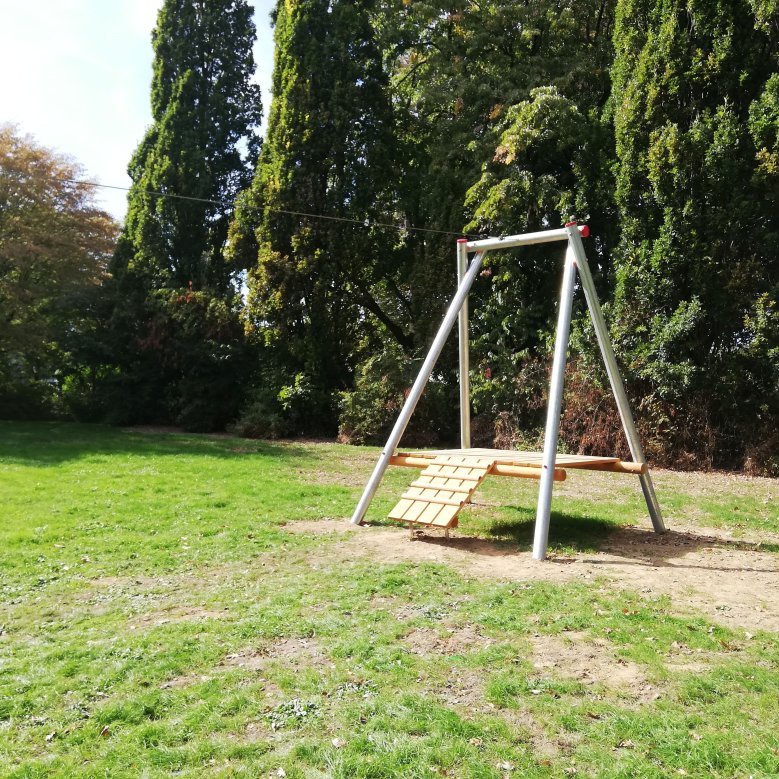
[[47, 174, 479, 239]]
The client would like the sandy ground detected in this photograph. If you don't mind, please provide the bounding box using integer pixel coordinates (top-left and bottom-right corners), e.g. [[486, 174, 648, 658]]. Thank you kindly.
[[285, 519, 779, 633]]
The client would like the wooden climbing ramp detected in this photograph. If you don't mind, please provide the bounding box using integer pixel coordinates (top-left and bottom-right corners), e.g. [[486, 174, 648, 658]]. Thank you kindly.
[[388, 454, 494, 529], [387, 449, 645, 531]]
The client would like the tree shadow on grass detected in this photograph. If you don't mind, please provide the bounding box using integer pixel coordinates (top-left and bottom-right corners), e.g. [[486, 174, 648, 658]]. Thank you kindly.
[[492, 512, 616, 553], [588, 524, 779, 567], [0, 420, 318, 466]]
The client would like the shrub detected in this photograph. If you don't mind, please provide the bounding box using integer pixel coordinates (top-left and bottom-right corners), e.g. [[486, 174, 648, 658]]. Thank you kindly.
[[338, 343, 456, 447]]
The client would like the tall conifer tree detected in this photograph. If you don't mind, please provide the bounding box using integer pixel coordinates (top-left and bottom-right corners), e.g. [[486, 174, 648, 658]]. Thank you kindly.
[[231, 0, 407, 411], [114, 0, 262, 293], [611, 0, 779, 467], [105, 0, 261, 429]]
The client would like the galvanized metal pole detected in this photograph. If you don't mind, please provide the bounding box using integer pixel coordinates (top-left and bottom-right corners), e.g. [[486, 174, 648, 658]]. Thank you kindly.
[[350, 250, 488, 525], [533, 236, 578, 560], [466, 225, 588, 252], [457, 239, 471, 449], [568, 230, 666, 534]]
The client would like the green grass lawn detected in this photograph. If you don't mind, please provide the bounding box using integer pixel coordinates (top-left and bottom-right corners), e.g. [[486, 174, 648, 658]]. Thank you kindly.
[[1, 421, 778, 778]]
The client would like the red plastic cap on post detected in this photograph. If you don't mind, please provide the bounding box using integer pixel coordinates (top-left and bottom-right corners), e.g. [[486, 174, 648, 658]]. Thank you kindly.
[[564, 221, 590, 238], [457, 237, 468, 243]]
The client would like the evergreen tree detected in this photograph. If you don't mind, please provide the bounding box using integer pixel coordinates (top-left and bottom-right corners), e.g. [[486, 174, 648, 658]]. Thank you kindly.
[[114, 0, 262, 293], [610, 0, 779, 469], [230, 0, 408, 430], [105, 0, 262, 429]]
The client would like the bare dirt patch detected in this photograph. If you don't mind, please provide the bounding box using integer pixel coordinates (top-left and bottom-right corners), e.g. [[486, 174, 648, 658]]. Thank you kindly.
[[435, 668, 485, 709], [284, 518, 354, 535], [88, 575, 165, 588], [529, 631, 658, 701], [221, 637, 330, 671], [503, 709, 565, 758], [128, 606, 230, 630], [160, 673, 213, 689], [661, 638, 743, 673], [160, 638, 327, 692], [403, 624, 494, 656], [286, 520, 779, 632]]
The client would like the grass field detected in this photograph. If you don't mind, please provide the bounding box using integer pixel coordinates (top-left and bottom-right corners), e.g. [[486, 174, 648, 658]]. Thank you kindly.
[[1, 421, 778, 778]]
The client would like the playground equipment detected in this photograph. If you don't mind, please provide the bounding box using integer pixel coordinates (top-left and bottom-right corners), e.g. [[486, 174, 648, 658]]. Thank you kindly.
[[350, 223, 665, 560]]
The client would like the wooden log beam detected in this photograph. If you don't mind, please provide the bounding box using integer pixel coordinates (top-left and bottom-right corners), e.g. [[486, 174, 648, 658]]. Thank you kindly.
[[389, 455, 566, 482], [492, 463, 566, 482], [570, 460, 647, 474]]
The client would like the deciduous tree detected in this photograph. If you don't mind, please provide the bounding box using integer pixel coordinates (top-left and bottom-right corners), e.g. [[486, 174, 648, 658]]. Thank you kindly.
[[0, 125, 117, 416]]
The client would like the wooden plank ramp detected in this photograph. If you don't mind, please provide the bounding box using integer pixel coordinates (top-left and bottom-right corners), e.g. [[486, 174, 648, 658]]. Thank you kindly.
[[388, 454, 495, 529]]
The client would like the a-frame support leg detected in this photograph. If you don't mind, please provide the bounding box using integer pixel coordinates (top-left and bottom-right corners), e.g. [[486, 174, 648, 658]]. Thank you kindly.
[[350, 249, 488, 525], [533, 239, 578, 560], [569, 229, 665, 535], [533, 225, 665, 561]]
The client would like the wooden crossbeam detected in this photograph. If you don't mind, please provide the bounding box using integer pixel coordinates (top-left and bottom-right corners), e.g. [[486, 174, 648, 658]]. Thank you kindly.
[[390, 454, 567, 481]]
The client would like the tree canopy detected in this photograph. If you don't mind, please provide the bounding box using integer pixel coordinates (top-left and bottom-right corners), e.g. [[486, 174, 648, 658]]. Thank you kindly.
[[114, 0, 262, 294], [0, 125, 117, 417], [2, 0, 777, 472]]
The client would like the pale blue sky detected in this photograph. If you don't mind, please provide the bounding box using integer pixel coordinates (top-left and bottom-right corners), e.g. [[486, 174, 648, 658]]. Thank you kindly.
[[0, 0, 276, 220]]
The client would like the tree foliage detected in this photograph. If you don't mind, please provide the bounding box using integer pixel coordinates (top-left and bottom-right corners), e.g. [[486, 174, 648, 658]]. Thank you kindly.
[[381, 1, 619, 440], [104, 0, 263, 430], [610, 0, 779, 467], [0, 125, 117, 417], [230, 0, 410, 432], [114, 0, 262, 293], [4, 0, 777, 471]]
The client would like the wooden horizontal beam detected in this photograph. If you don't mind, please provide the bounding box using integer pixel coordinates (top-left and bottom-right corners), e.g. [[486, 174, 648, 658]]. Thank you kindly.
[[389, 455, 566, 482], [491, 463, 566, 482], [571, 460, 647, 474]]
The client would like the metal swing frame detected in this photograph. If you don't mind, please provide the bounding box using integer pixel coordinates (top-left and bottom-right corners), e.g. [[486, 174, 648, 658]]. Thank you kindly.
[[349, 223, 665, 560]]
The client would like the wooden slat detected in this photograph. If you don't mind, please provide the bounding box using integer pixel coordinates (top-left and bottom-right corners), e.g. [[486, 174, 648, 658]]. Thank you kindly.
[[388, 499, 414, 521], [424, 465, 483, 479], [397, 497, 428, 523], [388, 454, 493, 531], [416, 500, 446, 525], [430, 505, 460, 527], [411, 477, 474, 489], [400, 492, 465, 507], [403, 485, 470, 499]]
